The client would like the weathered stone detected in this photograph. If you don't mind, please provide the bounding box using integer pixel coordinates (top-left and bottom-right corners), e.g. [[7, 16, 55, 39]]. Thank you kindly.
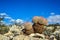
[[13, 35, 25, 40], [24, 36, 30, 40], [0, 34, 9, 40]]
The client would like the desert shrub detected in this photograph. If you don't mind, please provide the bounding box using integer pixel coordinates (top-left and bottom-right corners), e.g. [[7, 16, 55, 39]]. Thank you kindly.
[[0, 25, 9, 34]]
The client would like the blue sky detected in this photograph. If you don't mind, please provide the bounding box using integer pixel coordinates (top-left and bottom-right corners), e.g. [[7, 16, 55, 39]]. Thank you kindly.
[[0, 0, 60, 24]]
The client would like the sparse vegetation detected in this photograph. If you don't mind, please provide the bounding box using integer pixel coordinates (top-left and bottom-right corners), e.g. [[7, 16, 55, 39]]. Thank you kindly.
[[0, 15, 60, 40]]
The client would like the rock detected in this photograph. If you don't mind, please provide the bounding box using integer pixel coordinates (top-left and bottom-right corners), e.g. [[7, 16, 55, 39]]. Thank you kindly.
[[4, 31, 14, 36], [4, 31, 14, 40], [24, 36, 30, 40], [0, 34, 9, 40], [29, 33, 45, 38], [30, 37, 40, 40], [45, 35, 50, 39], [50, 35, 57, 40], [29, 33, 45, 40], [13, 35, 25, 40]]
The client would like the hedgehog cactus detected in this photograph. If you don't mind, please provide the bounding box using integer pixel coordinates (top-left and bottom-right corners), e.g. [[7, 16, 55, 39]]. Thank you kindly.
[[23, 22, 34, 35], [32, 16, 48, 25], [32, 16, 40, 23], [23, 22, 33, 30], [32, 16, 48, 34], [38, 17, 48, 25], [33, 23, 45, 34]]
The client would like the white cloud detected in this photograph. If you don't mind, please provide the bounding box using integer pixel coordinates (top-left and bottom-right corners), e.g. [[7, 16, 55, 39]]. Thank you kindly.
[[0, 13, 7, 15], [0, 13, 8, 17], [0, 13, 24, 25], [0, 13, 15, 23], [0, 13, 12, 19], [16, 19, 24, 24], [47, 15, 60, 24], [10, 19, 15, 22], [0, 21, 6, 25], [50, 12, 55, 15], [5, 16, 12, 19], [9, 19, 24, 25]]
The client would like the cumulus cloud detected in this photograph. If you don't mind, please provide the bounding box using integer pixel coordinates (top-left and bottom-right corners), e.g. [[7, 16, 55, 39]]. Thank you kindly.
[[0, 13, 8, 16], [50, 12, 55, 15], [47, 14, 60, 24], [0, 21, 6, 25], [0, 13, 14, 21], [10, 19, 15, 22], [9, 19, 24, 25], [0, 13, 12, 19], [16, 19, 24, 23], [5, 16, 12, 19], [0, 13, 24, 25], [10, 19, 24, 23]]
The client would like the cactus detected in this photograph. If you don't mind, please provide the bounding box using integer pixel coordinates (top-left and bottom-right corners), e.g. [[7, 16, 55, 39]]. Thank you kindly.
[[32, 16, 40, 23], [23, 22, 33, 30], [32, 16, 48, 34], [23, 22, 34, 35], [38, 17, 48, 25], [32, 16, 48, 25]]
